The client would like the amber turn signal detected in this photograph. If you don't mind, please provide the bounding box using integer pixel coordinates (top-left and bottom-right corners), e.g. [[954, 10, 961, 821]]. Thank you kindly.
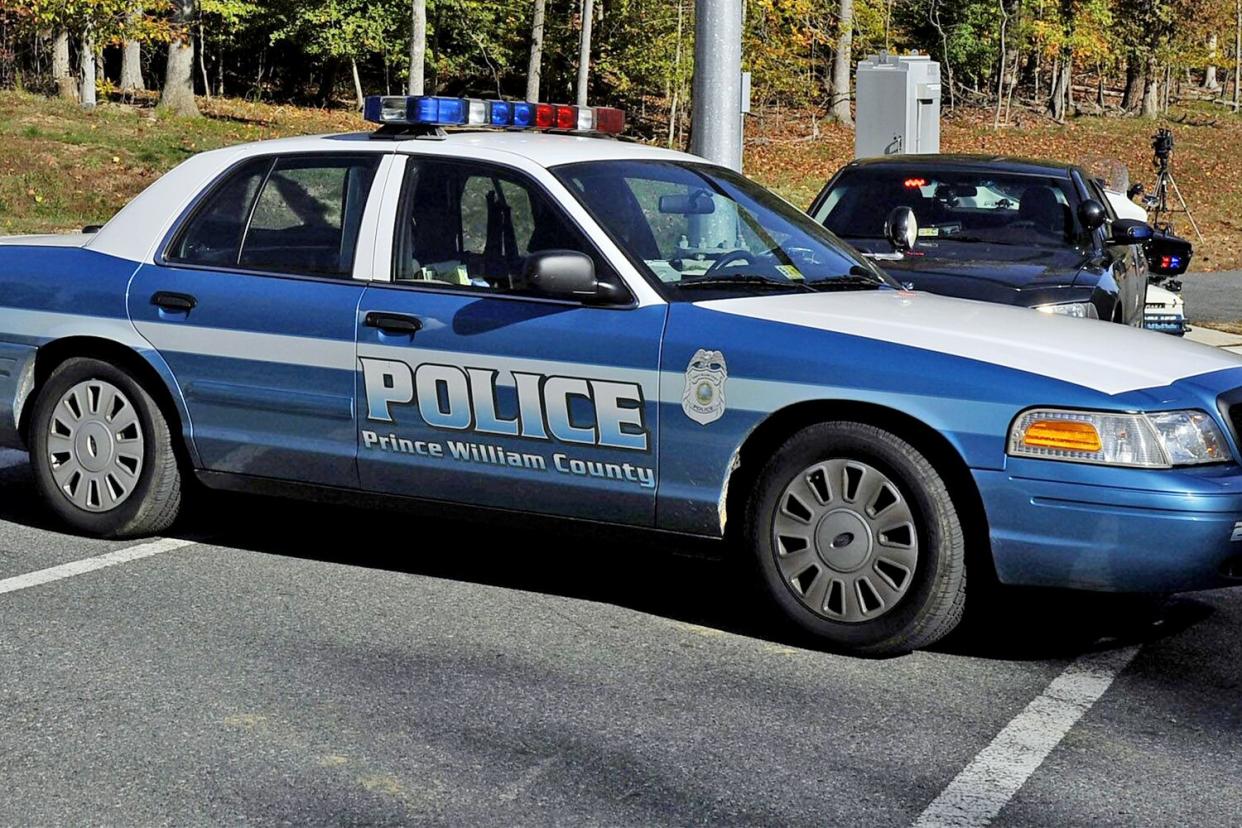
[[1021, 419, 1103, 453]]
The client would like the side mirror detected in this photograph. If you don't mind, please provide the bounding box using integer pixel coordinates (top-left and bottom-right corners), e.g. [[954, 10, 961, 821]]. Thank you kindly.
[[523, 250, 626, 304], [1078, 199, 1107, 232], [1110, 218, 1154, 245], [885, 206, 918, 252]]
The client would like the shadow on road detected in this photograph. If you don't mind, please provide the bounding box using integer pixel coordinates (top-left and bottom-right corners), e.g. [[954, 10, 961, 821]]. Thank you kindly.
[[0, 454, 1216, 663]]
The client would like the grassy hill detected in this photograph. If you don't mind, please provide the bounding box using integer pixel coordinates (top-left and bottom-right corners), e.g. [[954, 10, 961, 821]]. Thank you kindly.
[[2, 90, 1239, 270]]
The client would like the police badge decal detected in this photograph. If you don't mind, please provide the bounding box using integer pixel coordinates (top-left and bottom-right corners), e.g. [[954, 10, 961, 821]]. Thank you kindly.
[[682, 349, 728, 425]]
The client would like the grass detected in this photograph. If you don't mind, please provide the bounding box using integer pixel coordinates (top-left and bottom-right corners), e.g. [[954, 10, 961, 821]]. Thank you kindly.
[[1, 89, 1240, 270]]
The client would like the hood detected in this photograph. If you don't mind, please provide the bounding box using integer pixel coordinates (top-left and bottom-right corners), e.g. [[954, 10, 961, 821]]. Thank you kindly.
[[698, 289, 1240, 396], [850, 240, 1091, 304], [0, 232, 93, 248]]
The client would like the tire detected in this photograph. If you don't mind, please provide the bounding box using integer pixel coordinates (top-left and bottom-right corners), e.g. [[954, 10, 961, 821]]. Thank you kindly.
[[29, 357, 183, 538], [744, 421, 967, 656]]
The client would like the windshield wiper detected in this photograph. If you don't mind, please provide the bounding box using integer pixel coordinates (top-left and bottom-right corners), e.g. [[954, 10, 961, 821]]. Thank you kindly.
[[807, 274, 885, 291], [676, 275, 817, 293]]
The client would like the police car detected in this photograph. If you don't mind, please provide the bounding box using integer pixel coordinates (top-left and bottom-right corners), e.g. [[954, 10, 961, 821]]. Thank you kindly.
[[1, 95, 1241, 655]]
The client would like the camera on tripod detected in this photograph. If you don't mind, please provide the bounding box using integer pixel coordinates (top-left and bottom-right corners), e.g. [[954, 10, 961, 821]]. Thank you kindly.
[[1152, 128, 1174, 166]]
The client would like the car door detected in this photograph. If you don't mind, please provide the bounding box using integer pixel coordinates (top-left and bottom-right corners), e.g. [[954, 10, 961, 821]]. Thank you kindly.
[[355, 155, 665, 525], [128, 151, 391, 486]]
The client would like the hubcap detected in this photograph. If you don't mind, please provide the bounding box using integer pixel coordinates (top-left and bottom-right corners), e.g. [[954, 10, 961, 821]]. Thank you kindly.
[[772, 458, 918, 623], [46, 380, 144, 513]]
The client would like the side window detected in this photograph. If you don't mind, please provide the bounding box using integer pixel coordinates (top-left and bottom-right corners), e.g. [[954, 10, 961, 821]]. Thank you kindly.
[[393, 158, 618, 297], [167, 154, 380, 278], [166, 157, 270, 267], [239, 156, 380, 277]]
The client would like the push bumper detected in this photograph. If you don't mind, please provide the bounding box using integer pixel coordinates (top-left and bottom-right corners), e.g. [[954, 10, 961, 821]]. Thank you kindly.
[[975, 458, 1242, 593], [0, 341, 36, 450]]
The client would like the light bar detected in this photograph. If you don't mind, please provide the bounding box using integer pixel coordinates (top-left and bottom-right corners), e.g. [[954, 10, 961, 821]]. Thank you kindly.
[[363, 95, 625, 135]]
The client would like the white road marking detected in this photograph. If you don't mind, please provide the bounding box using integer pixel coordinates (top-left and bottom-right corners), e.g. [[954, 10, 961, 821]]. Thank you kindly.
[[913, 644, 1142, 827], [0, 537, 196, 596]]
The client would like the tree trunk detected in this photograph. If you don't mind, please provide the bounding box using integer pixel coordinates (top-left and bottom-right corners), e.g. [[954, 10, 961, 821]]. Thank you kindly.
[[408, 0, 426, 95], [315, 59, 339, 106], [830, 0, 854, 125], [526, 0, 546, 101], [79, 32, 96, 109], [1206, 33, 1220, 90], [994, 0, 1008, 128], [1050, 54, 1068, 120], [52, 30, 76, 100], [576, 0, 595, 107], [351, 58, 364, 110], [1142, 58, 1160, 117], [160, 0, 200, 116], [1123, 56, 1142, 111], [1236, 0, 1241, 113], [198, 22, 210, 99]]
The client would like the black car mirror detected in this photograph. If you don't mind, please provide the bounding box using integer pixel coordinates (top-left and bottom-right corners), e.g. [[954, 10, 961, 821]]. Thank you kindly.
[[885, 206, 918, 252], [1078, 199, 1107, 232], [1110, 218, 1154, 245]]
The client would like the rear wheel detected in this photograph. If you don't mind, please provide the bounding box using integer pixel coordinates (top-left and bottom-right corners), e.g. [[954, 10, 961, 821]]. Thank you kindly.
[[745, 421, 967, 656], [29, 357, 182, 538]]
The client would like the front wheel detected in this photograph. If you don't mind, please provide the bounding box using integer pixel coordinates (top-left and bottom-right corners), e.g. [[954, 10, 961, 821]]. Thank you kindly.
[[745, 421, 967, 656], [29, 357, 183, 538]]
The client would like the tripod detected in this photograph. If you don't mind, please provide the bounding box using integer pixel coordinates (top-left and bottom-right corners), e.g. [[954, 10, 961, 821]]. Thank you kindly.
[[1147, 152, 1204, 242]]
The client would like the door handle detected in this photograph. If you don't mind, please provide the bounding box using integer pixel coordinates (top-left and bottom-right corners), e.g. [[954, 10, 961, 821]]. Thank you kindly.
[[152, 291, 197, 313], [364, 311, 422, 336]]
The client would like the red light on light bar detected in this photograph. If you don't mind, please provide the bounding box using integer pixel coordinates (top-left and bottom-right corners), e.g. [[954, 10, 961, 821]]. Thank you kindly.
[[554, 105, 577, 130], [534, 103, 555, 129], [593, 107, 625, 134], [904, 178, 927, 189]]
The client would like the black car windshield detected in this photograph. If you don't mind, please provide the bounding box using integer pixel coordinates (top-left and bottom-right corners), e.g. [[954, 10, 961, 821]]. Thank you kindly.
[[553, 160, 895, 298], [814, 168, 1081, 249]]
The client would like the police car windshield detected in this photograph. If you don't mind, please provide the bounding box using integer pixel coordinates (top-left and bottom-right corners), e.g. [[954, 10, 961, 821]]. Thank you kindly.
[[553, 160, 893, 297]]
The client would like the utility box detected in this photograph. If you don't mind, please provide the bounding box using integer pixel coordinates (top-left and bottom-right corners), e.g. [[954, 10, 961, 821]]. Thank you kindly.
[[854, 53, 941, 158]]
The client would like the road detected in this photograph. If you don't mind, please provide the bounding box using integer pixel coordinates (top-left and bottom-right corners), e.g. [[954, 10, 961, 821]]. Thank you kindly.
[[1181, 270, 1242, 323], [1, 448, 1239, 826]]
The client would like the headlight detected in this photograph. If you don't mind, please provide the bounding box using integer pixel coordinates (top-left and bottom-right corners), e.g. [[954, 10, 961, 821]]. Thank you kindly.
[[1034, 302, 1099, 319], [1008, 408, 1230, 467]]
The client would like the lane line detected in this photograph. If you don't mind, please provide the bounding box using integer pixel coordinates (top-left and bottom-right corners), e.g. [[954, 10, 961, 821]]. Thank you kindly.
[[0, 537, 197, 596], [912, 644, 1142, 828]]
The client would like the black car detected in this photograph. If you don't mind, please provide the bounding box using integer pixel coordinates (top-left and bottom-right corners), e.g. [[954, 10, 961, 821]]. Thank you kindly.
[[809, 154, 1172, 325]]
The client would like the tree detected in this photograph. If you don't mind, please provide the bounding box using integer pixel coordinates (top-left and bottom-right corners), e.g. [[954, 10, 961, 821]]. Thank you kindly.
[[830, 0, 853, 124], [120, 4, 145, 92], [51, 28, 74, 100], [526, 0, 545, 101], [408, 0, 425, 94], [161, 0, 199, 115], [576, 0, 594, 107]]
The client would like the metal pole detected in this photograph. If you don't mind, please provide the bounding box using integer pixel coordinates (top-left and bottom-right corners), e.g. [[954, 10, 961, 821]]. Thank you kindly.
[[690, 0, 743, 171]]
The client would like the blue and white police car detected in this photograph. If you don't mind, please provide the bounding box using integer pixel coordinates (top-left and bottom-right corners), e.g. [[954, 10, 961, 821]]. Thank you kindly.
[[1, 95, 1241, 654]]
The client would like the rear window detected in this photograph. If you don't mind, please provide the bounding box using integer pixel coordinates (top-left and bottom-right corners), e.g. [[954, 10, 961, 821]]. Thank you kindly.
[[167, 154, 380, 278], [814, 168, 1080, 248]]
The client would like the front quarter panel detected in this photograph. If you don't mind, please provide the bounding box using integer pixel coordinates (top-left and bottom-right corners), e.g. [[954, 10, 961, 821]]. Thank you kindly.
[[655, 299, 1107, 536]]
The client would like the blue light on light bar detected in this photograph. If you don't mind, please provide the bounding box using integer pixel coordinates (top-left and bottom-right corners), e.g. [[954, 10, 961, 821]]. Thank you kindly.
[[512, 102, 535, 128], [410, 96, 467, 125], [488, 100, 513, 126]]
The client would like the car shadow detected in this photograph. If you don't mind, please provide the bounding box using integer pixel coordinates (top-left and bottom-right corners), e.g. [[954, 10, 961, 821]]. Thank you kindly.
[[0, 456, 1216, 663]]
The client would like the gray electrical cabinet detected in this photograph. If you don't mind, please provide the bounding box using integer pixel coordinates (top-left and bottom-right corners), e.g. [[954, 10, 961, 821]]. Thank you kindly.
[[854, 53, 941, 158]]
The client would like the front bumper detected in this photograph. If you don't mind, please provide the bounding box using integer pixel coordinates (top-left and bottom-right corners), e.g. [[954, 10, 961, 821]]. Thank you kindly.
[[975, 458, 1242, 593]]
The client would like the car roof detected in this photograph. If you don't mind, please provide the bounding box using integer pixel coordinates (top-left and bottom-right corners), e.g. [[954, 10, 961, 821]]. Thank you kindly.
[[211, 129, 705, 169], [844, 153, 1075, 178]]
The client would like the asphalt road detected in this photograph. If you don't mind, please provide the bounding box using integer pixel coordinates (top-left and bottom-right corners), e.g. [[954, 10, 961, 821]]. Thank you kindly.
[[1181, 270, 1242, 323], [1, 449, 1240, 826]]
